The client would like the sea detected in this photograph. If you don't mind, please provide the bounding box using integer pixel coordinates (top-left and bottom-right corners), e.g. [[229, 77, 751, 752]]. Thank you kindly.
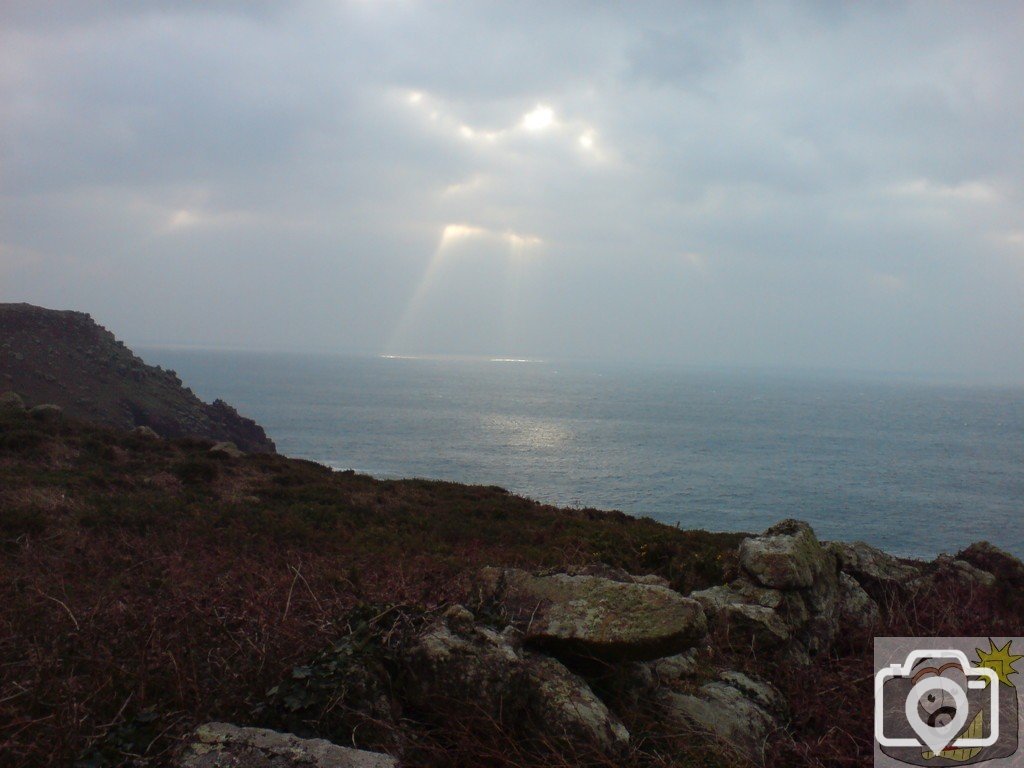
[[140, 349, 1024, 559]]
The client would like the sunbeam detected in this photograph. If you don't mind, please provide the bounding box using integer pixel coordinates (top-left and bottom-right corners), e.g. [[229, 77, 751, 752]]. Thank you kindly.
[[384, 223, 543, 355]]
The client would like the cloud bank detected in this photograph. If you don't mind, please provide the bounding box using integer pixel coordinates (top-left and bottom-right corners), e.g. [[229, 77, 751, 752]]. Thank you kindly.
[[2, 1, 1022, 381]]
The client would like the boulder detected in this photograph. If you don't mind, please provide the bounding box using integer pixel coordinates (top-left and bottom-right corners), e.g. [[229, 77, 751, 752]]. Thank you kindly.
[[406, 605, 629, 754], [649, 649, 702, 683], [739, 520, 834, 590], [132, 425, 160, 439], [909, 554, 996, 592], [28, 403, 63, 422], [525, 655, 631, 752], [718, 671, 788, 718], [0, 391, 25, 413], [599, 649, 702, 706], [176, 722, 397, 767], [478, 567, 706, 662], [690, 586, 791, 648], [958, 541, 1024, 590], [825, 540, 921, 592], [658, 671, 784, 763], [693, 521, 850, 660], [210, 441, 245, 458], [834, 572, 881, 634]]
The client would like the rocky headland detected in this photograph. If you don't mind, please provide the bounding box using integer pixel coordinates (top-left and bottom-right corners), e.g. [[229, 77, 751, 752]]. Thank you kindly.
[[0, 303, 275, 453]]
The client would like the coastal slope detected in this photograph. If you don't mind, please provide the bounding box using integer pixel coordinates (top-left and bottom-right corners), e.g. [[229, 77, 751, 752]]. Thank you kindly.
[[0, 303, 275, 452]]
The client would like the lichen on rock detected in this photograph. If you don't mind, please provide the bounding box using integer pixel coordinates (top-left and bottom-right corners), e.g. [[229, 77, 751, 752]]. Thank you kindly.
[[478, 566, 707, 662]]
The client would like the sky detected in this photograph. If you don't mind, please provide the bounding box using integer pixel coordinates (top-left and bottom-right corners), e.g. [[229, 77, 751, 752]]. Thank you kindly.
[[2, 1, 1023, 382]]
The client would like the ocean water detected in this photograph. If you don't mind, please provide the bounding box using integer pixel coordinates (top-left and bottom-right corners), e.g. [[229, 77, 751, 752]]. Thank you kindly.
[[141, 349, 1024, 559]]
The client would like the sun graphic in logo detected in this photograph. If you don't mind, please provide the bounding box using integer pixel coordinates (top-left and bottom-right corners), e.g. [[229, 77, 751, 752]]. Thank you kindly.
[[975, 639, 1023, 687]]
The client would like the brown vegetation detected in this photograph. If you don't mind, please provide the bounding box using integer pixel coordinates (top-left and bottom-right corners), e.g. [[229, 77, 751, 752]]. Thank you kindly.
[[1, 408, 1020, 767], [0, 409, 741, 766]]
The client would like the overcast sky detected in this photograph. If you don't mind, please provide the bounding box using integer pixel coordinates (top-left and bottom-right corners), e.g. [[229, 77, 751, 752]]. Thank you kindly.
[[2, 2, 1022, 381]]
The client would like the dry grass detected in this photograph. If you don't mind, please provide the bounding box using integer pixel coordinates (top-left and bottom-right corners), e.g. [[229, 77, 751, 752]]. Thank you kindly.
[[2, 410, 1021, 766], [0, 411, 746, 766]]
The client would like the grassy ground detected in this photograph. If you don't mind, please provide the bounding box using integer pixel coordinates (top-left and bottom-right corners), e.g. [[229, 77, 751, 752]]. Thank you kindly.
[[2, 410, 1021, 767], [0, 409, 749, 766]]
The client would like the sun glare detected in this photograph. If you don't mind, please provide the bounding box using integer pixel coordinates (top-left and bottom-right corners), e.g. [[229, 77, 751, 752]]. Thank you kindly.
[[506, 232, 543, 250], [441, 224, 485, 244], [521, 105, 555, 132]]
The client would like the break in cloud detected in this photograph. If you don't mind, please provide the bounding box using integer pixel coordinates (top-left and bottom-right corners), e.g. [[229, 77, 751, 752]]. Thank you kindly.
[[1, 1, 1022, 381]]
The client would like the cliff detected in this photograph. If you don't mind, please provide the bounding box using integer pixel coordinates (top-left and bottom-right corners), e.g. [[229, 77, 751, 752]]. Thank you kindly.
[[0, 303, 275, 453]]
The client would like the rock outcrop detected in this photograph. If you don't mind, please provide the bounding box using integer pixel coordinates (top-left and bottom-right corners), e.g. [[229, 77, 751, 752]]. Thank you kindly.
[[406, 605, 630, 753], [958, 541, 1024, 590], [458, 564, 792, 762], [177, 722, 397, 768], [658, 671, 786, 763], [179, 525, 1024, 766], [210, 441, 245, 458], [825, 540, 921, 594], [909, 553, 996, 591], [835, 571, 881, 632], [478, 566, 707, 662], [0, 303, 275, 452], [693, 520, 879, 663]]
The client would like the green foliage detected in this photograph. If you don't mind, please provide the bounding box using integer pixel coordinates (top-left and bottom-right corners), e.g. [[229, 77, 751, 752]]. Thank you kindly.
[[259, 605, 404, 752], [73, 709, 159, 768]]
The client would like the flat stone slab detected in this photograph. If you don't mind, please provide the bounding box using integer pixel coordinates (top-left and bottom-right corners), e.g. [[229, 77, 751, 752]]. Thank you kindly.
[[479, 567, 707, 662], [177, 723, 397, 768]]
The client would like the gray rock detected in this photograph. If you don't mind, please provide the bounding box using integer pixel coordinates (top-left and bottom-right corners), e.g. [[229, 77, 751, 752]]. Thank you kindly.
[[526, 655, 631, 752], [718, 671, 787, 718], [28, 403, 63, 422], [658, 672, 783, 763], [479, 567, 706, 662], [826, 540, 921, 590], [958, 541, 1024, 588], [557, 563, 670, 587], [407, 607, 629, 754], [691, 583, 795, 649], [739, 519, 833, 590], [690, 582, 784, 613], [723, 603, 792, 648], [835, 572, 881, 633], [909, 554, 996, 591], [0, 391, 25, 413], [649, 649, 702, 683], [176, 722, 397, 767], [132, 425, 160, 439], [209, 441, 244, 458], [694, 521, 846, 660]]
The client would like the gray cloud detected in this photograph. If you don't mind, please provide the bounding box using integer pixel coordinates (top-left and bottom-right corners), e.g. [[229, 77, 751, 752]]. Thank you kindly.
[[1, 0, 1022, 381]]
